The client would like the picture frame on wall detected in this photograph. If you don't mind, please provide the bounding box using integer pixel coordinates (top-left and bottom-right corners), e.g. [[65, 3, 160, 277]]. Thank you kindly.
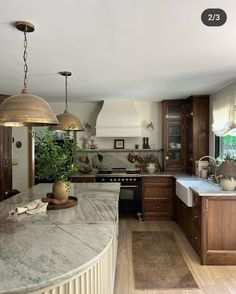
[[114, 139, 124, 149]]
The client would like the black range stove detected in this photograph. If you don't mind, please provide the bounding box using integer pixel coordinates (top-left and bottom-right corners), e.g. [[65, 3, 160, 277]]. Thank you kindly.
[[96, 168, 142, 219], [96, 167, 141, 178]]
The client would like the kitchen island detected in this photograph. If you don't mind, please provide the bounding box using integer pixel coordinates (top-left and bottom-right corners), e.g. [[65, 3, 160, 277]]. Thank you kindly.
[[0, 183, 120, 294]]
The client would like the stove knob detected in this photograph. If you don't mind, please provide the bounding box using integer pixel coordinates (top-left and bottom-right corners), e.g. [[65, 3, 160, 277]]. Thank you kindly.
[[133, 178, 136, 182], [101, 178, 105, 182], [110, 179, 113, 182], [121, 178, 124, 181], [129, 178, 133, 181], [114, 178, 116, 182], [117, 178, 120, 181], [126, 178, 129, 181]]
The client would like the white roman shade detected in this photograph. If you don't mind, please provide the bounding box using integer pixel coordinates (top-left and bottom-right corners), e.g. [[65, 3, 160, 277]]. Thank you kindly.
[[212, 93, 236, 136]]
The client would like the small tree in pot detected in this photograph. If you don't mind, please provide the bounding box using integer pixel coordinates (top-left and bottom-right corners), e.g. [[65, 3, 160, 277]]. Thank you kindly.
[[34, 129, 80, 201]]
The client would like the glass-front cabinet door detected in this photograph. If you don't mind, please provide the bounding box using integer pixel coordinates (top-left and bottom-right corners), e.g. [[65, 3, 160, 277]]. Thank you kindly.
[[167, 122, 182, 161], [162, 100, 186, 172]]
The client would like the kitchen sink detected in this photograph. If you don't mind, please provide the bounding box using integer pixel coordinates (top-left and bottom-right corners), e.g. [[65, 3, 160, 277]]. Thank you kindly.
[[176, 179, 204, 207]]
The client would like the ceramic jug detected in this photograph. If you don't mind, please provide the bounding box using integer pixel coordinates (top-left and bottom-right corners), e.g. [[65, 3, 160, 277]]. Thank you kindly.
[[220, 177, 236, 191]]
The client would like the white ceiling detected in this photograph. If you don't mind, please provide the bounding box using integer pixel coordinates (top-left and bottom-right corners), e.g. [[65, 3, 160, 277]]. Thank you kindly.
[[1, 0, 236, 102]]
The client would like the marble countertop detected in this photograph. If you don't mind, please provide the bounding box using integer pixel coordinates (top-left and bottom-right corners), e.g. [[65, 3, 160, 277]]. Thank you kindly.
[[175, 176, 236, 196], [0, 183, 120, 294], [190, 183, 236, 196]]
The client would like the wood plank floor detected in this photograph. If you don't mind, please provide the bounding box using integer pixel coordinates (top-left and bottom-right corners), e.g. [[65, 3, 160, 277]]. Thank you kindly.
[[114, 217, 236, 294]]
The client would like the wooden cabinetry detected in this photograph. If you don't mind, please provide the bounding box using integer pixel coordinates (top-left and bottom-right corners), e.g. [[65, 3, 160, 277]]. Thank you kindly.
[[0, 95, 12, 201], [162, 100, 186, 172], [176, 194, 202, 256], [192, 193, 202, 254], [176, 191, 236, 265], [176, 196, 193, 239], [142, 176, 173, 220], [186, 95, 209, 174], [162, 96, 209, 173]]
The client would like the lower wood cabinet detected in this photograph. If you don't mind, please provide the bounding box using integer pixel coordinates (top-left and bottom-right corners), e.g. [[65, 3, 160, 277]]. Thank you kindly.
[[176, 192, 236, 265], [192, 193, 202, 254], [142, 176, 173, 220], [0, 95, 12, 202]]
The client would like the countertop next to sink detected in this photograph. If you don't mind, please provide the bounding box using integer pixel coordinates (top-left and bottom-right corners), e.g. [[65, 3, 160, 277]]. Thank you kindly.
[[0, 183, 120, 294], [175, 176, 236, 197]]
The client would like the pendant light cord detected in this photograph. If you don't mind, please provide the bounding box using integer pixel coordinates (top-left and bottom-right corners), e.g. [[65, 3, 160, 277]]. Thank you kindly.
[[23, 27, 28, 89], [65, 75, 68, 112]]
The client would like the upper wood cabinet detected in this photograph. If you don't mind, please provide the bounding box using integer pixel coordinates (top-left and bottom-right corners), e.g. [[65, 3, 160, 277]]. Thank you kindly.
[[162, 100, 186, 172], [186, 95, 209, 175], [0, 95, 12, 201], [162, 96, 209, 174]]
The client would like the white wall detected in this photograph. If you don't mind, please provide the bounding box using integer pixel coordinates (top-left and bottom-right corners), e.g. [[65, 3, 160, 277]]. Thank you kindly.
[[209, 81, 236, 156], [12, 101, 162, 189], [51, 101, 162, 149]]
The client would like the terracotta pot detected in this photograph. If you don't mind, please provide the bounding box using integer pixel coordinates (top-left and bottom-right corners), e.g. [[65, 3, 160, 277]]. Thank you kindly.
[[52, 180, 69, 200], [128, 152, 136, 163]]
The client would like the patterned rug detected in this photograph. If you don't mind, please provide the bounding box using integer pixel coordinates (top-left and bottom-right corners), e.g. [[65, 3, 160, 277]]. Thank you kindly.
[[132, 231, 199, 290]]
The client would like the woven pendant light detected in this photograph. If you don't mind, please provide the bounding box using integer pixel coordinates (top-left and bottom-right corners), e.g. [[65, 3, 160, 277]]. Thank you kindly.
[[0, 21, 58, 127], [51, 71, 84, 131]]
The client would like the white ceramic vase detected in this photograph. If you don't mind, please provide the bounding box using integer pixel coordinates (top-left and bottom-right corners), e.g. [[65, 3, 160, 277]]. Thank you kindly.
[[220, 177, 236, 191], [146, 163, 157, 174]]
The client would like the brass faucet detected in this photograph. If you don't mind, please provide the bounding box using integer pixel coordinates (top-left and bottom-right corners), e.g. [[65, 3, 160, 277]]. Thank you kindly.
[[198, 155, 220, 184]]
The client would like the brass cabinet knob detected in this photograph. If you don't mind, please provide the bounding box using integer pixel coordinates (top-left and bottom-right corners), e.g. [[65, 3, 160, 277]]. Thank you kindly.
[[156, 206, 159, 209], [156, 180, 160, 183], [194, 236, 198, 240], [165, 156, 169, 160]]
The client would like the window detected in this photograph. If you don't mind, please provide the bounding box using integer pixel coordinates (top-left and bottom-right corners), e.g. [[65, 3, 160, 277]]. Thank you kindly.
[[212, 94, 236, 136], [216, 135, 236, 158]]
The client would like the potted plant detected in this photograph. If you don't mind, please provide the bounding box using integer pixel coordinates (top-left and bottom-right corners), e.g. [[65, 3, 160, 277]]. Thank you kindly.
[[143, 154, 159, 174], [216, 151, 236, 191], [34, 129, 80, 201]]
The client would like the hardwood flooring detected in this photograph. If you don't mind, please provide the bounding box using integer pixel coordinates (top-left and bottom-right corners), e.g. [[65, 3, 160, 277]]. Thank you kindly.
[[114, 217, 236, 294]]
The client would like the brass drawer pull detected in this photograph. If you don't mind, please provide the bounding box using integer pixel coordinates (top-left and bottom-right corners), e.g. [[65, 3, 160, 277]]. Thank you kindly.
[[156, 192, 160, 195], [156, 180, 160, 183], [156, 206, 159, 209], [194, 236, 198, 240]]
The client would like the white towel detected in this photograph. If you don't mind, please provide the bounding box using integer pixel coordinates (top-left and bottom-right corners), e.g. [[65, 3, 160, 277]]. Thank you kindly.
[[9, 199, 48, 215]]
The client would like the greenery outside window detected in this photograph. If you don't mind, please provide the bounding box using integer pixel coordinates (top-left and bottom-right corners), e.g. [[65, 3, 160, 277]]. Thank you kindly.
[[216, 135, 236, 158]]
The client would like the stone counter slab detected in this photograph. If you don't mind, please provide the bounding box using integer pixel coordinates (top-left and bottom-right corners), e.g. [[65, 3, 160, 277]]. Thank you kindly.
[[0, 183, 120, 294]]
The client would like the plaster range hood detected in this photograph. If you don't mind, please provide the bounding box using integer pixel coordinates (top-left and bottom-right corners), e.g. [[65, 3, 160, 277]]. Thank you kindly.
[[95, 100, 142, 137]]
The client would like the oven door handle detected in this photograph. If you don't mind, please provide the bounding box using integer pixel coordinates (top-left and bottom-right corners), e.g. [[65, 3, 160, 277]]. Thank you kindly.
[[121, 185, 139, 188]]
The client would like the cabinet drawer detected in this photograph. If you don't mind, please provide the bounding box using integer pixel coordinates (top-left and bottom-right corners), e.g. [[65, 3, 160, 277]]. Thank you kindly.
[[144, 199, 172, 213], [165, 163, 184, 171], [193, 209, 201, 227], [142, 177, 172, 185], [143, 187, 172, 199]]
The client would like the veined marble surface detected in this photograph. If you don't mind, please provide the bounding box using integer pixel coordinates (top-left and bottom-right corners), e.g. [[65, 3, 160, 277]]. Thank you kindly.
[[0, 183, 120, 294], [175, 176, 236, 196]]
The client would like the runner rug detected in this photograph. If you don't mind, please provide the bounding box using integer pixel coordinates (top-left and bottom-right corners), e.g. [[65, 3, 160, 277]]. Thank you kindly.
[[132, 231, 199, 290]]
